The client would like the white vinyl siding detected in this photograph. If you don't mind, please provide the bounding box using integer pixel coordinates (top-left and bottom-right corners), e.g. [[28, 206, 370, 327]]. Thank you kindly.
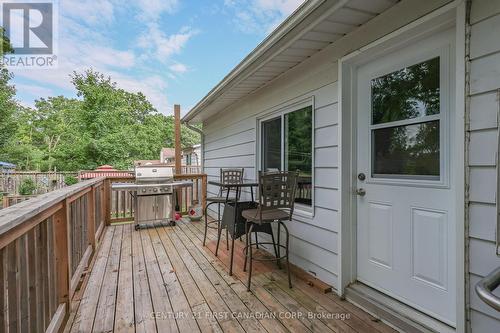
[[468, 0, 500, 331], [203, 57, 340, 287]]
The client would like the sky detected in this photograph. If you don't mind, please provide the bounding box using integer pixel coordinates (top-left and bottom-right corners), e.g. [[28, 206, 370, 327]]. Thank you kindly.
[[9, 0, 305, 115]]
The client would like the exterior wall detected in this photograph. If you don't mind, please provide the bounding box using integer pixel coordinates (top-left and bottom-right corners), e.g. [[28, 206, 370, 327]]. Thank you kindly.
[[203, 56, 340, 287], [201, 0, 457, 293], [468, 0, 500, 331]]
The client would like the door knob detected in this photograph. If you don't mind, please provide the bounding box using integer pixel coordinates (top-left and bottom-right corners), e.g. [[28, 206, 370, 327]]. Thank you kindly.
[[356, 188, 366, 196]]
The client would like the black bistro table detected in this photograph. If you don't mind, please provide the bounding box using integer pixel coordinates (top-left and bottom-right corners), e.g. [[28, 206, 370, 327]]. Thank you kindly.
[[208, 180, 258, 275]]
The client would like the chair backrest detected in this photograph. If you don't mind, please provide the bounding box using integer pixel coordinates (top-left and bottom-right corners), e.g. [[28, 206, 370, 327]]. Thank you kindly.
[[220, 168, 244, 184], [258, 171, 299, 220], [218, 168, 244, 198]]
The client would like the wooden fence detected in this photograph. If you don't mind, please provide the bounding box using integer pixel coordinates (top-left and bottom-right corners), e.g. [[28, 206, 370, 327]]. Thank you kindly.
[[0, 172, 78, 196]]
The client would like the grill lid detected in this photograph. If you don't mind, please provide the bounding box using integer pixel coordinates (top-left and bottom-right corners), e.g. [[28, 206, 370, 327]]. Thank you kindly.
[[135, 165, 173, 180]]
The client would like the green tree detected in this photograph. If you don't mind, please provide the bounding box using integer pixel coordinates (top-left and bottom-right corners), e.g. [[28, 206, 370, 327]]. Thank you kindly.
[[0, 26, 17, 157], [0, 68, 201, 171], [0, 68, 17, 154]]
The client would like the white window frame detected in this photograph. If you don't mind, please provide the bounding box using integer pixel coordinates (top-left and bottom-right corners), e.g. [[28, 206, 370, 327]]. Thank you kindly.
[[362, 44, 451, 188], [256, 97, 315, 216]]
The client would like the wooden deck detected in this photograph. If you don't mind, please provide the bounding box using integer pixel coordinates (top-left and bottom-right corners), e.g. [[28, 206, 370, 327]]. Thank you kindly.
[[64, 219, 396, 333]]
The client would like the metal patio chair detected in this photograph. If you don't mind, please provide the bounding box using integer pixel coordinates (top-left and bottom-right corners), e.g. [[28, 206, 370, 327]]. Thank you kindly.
[[203, 168, 244, 248], [242, 170, 299, 291]]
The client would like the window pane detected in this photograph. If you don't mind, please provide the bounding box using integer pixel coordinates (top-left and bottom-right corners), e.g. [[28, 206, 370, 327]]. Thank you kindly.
[[262, 117, 281, 172], [372, 57, 440, 125], [285, 106, 312, 205], [372, 120, 440, 179]]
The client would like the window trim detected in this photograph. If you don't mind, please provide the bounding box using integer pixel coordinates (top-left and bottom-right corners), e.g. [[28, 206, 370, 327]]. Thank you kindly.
[[256, 96, 315, 216]]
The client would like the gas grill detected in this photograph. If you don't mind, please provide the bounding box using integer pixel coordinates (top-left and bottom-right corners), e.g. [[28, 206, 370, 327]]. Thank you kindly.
[[112, 165, 192, 230]]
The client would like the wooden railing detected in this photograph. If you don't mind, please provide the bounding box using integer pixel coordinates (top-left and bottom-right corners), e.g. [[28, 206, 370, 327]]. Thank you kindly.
[[0, 173, 207, 332], [174, 173, 207, 214], [107, 177, 135, 224], [181, 165, 202, 174], [107, 174, 207, 221], [2, 194, 38, 209], [0, 177, 106, 333]]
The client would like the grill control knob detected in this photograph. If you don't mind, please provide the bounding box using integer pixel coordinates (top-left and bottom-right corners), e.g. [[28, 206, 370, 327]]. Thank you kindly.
[[153, 188, 158, 192], [142, 189, 146, 193]]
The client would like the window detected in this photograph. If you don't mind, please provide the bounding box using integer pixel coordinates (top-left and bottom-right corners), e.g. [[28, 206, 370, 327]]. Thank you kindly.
[[370, 57, 441, 180], [261, 105, 313, 206]]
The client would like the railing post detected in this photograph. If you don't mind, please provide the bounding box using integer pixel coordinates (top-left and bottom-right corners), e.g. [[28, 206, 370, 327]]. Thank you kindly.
[[104, 179, 111, 226], [201, 174, 207, 211], [87, 186, 96, 250], [53, 203, 70, 309]]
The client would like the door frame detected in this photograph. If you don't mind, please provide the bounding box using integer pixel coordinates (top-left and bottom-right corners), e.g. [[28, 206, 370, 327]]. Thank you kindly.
[[337, 2, 466, 332]]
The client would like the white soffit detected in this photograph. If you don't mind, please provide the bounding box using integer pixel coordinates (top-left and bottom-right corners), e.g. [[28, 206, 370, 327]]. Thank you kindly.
[[183, 0, 399, 123]]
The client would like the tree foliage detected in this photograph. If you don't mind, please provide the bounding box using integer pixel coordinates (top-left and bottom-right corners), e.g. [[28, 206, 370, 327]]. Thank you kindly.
[[0, 69, 200, 171]]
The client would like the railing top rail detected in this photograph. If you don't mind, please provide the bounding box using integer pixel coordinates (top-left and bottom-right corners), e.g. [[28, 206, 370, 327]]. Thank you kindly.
[[0, 177, 106, 237]]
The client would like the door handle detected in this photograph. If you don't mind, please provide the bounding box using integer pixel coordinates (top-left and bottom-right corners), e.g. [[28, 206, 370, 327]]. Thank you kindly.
[[356, 188, 366, 196]]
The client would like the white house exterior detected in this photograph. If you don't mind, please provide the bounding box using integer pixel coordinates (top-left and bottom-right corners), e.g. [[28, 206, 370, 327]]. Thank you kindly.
[[182, 144, 202, 166], [183, 1, 500, 331]]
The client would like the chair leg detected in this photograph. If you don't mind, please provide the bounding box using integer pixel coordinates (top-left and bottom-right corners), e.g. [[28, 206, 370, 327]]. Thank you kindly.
[[203, 204, 209, 246], [215, 203, 223, 256], [270, 225, 281, 269], [247, 223, 254, 291], [215, 220, 223, 257], [229, 228, 236, 276], [281, 221, 292, 288], [243, 221, 249, 272], [226, 228, 229, 250], [255, 232, 259, 249], [277, 222, 281, 268]]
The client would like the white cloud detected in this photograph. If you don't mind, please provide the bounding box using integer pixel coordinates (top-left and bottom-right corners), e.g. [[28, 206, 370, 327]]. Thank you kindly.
[[135, 0, 179, 22], [10, 0, 197, 116], [138, 24, 198, 62], [254, 0, 303, 16], [84, 46, 135, 69], [62, 0, 115, 26], [224, 0, 304, 34], [15, 83, 54, 98], [169, 63, 189, 73], [12, 22, 170, 113]]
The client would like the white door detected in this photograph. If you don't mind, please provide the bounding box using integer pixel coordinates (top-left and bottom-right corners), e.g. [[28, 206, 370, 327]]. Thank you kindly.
[[356, 30, 456, 325]]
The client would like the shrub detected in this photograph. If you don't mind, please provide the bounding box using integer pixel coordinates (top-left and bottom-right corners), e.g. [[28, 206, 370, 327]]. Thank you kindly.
[[19, 178, 36, 195], [64, 175, 78, 186]]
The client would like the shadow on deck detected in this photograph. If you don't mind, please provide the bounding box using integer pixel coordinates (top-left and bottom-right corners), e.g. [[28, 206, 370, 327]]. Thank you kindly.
[[64, 219, 395, 333]]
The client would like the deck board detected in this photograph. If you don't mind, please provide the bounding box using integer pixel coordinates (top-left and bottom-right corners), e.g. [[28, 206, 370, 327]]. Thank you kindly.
[[114, 222, 134, 332], [64, 221, 396, 333], [71, 227, 115, 333], [131, 224, 157, 333], [93, 225, 123, 333]]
